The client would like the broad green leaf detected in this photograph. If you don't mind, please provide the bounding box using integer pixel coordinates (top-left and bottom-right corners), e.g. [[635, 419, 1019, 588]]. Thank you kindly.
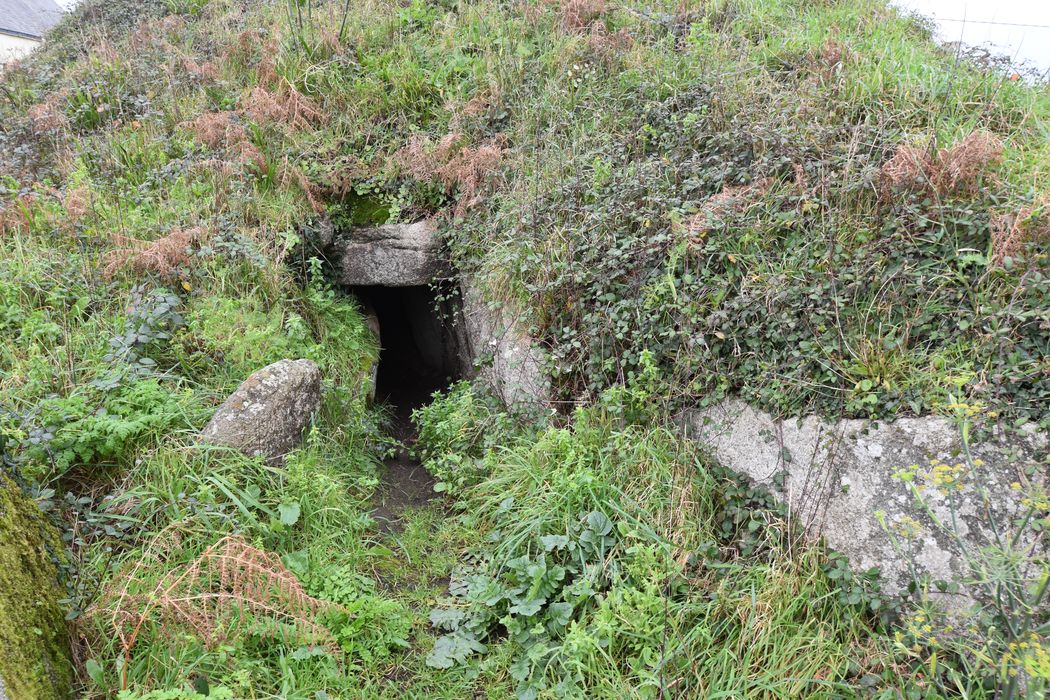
[[540, 534, 570, 551], [278, 501, 301, 526]]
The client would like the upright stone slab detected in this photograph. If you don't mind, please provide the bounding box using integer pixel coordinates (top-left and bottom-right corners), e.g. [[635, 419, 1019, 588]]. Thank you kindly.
[[0, 475, 73, 700], [202, 359, 322, 463], [459, 281, 549, 412], [686, 399, 1046, 604], [332, 220, 448, 287]]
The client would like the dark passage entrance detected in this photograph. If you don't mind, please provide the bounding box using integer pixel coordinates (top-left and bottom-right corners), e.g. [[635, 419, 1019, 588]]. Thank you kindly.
[[349, 285, 463, 532], [353, 285, 461, 427]]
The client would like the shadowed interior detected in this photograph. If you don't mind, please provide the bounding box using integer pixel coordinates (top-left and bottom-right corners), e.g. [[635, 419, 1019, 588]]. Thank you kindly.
[[352, 285, 460, 422], [349, 284, 463, 532]]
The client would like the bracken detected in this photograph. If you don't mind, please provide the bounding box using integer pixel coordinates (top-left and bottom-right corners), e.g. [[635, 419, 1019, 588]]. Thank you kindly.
[[880, 130, 1003, 197], [91, 531, 342, 690], [991, 197, 1050, 266], [102, 226, 205, 280]]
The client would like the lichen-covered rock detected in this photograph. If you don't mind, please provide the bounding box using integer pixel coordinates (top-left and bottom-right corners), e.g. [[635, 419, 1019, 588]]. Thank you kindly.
[[686, 399, 1045, 604], [331, 220, 448, 286], [201, 359, 322, 462], [0, 474, 73, 700]]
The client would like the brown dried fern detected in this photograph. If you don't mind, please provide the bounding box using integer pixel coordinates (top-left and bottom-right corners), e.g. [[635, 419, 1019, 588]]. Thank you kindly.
[[27, 93, 69, 135], [686, 178, 773, 242], [936, 130, 1004, 194], [243, 85, 325, 131], [0, 193, 38, 236], [180, 111, 243, 149], [102, 226, 204, 280], [558, 0, 606, 31], [991, 198, 1050, 266], [880, 130, 1003, 197], [395, 133, 506, 216], [586, 24, 633, 58], [92, 532, 342, 690], [277, 159, 326, 215]]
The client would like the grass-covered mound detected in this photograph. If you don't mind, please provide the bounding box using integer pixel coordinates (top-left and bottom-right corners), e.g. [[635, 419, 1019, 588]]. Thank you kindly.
[[4, 0, 1048, 426], [0, 0, 1047, 697]]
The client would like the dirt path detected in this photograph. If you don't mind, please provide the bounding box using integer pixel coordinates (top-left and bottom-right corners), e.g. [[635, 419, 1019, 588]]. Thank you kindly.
[[370, 438, 437, 534], [369, 375, 441, 533]]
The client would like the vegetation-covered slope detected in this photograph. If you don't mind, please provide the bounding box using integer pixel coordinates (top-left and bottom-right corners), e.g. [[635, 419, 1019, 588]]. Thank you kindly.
[[0, 0, 1047, 698]]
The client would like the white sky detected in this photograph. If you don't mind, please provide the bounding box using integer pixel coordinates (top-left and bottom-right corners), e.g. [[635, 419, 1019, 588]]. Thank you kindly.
[[895, 0, 1050, 76]]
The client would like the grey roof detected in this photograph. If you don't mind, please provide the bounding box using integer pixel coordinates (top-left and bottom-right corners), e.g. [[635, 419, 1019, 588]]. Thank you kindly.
[[0, 0, 63, 40]]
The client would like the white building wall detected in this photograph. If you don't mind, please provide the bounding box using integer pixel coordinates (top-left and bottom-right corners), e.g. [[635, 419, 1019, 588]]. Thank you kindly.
[[0, 33, 41, 67]]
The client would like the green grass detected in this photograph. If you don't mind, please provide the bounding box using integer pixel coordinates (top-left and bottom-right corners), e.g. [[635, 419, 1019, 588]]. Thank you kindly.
[[0, 0, 1047, 697], [418, 393, 890, 698]]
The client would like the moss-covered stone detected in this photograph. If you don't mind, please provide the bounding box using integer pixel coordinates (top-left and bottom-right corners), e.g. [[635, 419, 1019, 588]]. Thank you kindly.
[[0, 474, 73, 699]]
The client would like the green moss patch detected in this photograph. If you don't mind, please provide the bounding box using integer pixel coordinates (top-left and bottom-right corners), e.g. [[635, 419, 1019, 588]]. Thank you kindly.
[[0, 476, 72, 700]]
